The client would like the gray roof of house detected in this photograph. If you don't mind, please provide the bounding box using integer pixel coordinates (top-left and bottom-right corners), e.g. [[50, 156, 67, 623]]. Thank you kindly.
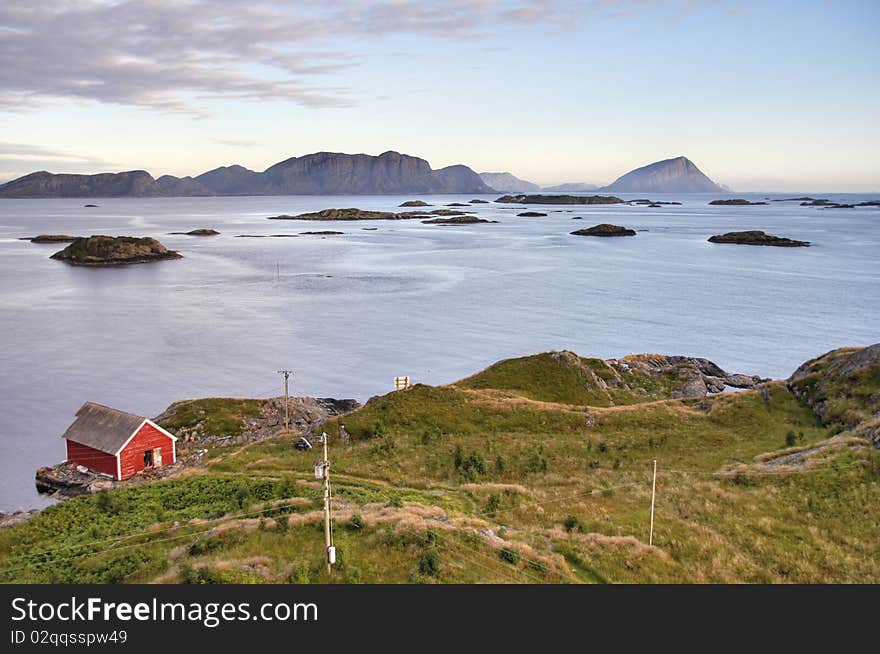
[[61, 401, 146, 454]]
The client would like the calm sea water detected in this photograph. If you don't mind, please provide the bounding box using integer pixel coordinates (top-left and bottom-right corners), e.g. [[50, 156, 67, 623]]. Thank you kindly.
[[1, 192, 878, 511]]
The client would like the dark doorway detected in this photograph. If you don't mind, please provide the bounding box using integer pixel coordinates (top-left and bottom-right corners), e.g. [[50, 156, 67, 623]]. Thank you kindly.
[[144, 449, 154, 468]]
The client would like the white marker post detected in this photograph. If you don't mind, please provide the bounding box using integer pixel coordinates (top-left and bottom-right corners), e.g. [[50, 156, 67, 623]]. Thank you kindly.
[[649, 459, 657, 547]]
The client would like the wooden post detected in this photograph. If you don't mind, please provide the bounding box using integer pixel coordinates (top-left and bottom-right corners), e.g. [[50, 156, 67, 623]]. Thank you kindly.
[[323, 432, 333, 575], [649, 459, 657, 547], [277, 370, 292, 434]]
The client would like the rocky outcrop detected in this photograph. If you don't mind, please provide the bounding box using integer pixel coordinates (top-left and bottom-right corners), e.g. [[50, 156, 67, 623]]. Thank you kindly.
[[496, 194, 624, 204], [0, 170, 160, 198], [50, 236, 182, 266], [0, 510, 41, 528], [708, 231, 810, 247], [36, 458, 193, 497], [156, 396, 361, 449], [787, 344, 880, 444], [616, 354, 765, 399], [709, 199, 768, 206], [400, 200, 431, 207], [600, 156, 724, 194], [517, 211, 547, 217], [479, 172, 540, 192], [571, 224, 636, 237]]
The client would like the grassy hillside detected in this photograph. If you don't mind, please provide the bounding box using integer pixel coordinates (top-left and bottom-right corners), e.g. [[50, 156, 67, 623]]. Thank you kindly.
[[1, 347, 878, 584], [456, 351, 688, 406]]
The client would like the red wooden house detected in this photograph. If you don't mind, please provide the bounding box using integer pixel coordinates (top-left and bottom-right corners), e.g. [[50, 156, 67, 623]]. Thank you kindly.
[[62, 401, 177, 480]]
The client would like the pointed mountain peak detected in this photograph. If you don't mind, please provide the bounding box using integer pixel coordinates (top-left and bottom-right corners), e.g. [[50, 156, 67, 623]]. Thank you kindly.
[[600, 156, 725, 193]]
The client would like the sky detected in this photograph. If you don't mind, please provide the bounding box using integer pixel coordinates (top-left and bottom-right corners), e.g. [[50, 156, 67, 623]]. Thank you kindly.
[[1, 0, 878, 191]]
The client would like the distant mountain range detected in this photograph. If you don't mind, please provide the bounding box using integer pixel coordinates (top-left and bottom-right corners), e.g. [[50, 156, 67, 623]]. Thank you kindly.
[[478, 172, 541, 193], [478, 173, 599, 193], [0, 151, 493, 198], [599, 156, 724, 193], [0, 153, 726, 198], [542, 182, 599, 192]]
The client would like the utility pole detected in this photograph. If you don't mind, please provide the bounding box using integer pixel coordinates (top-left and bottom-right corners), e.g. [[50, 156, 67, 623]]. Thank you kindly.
[[649, 459, 657, 547], [277, 370, 292, 434], [321, 432, 335, 575]]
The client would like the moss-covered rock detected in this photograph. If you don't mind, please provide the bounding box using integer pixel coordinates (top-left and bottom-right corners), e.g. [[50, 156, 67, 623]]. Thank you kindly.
[[708, 230, 809, 247], [708, 199, 768, 206], [788, 343, 880, 435], [571, 224, 636, 237], [50, 235, 182, 266]]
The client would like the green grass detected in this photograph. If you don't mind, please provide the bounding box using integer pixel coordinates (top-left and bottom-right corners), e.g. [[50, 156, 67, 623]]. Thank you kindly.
[[0, 476, 318, 583], [320, 383, 588, 441], [455, 351, 682, 406], [158, 398, 265, 437]]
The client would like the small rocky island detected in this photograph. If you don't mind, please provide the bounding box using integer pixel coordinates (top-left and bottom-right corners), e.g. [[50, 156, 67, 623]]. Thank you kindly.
[[169, 228, 220, 236], [50, 236, 182, 266], [268, 207, 474, 221], [709, 199, 768, 206], [571, 224, 637, 237], [421, 216, 497, 225], [22, 234, 79, 243], [400, 200, 431, 207], [708, 230, 810, 247], [628, 199, 682, 206], [497, 194, 624, 205], [517, 211, 547, 217], [269, 208, 426, 221]]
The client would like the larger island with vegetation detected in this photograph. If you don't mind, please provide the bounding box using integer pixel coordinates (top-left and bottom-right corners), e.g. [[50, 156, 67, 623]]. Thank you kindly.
[[50, 236, 182, 266]]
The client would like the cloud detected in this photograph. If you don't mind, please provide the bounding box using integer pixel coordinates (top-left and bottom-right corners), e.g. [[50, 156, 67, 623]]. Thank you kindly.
[[0, 0, 670, 115], [0, 142, 118, 179]]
